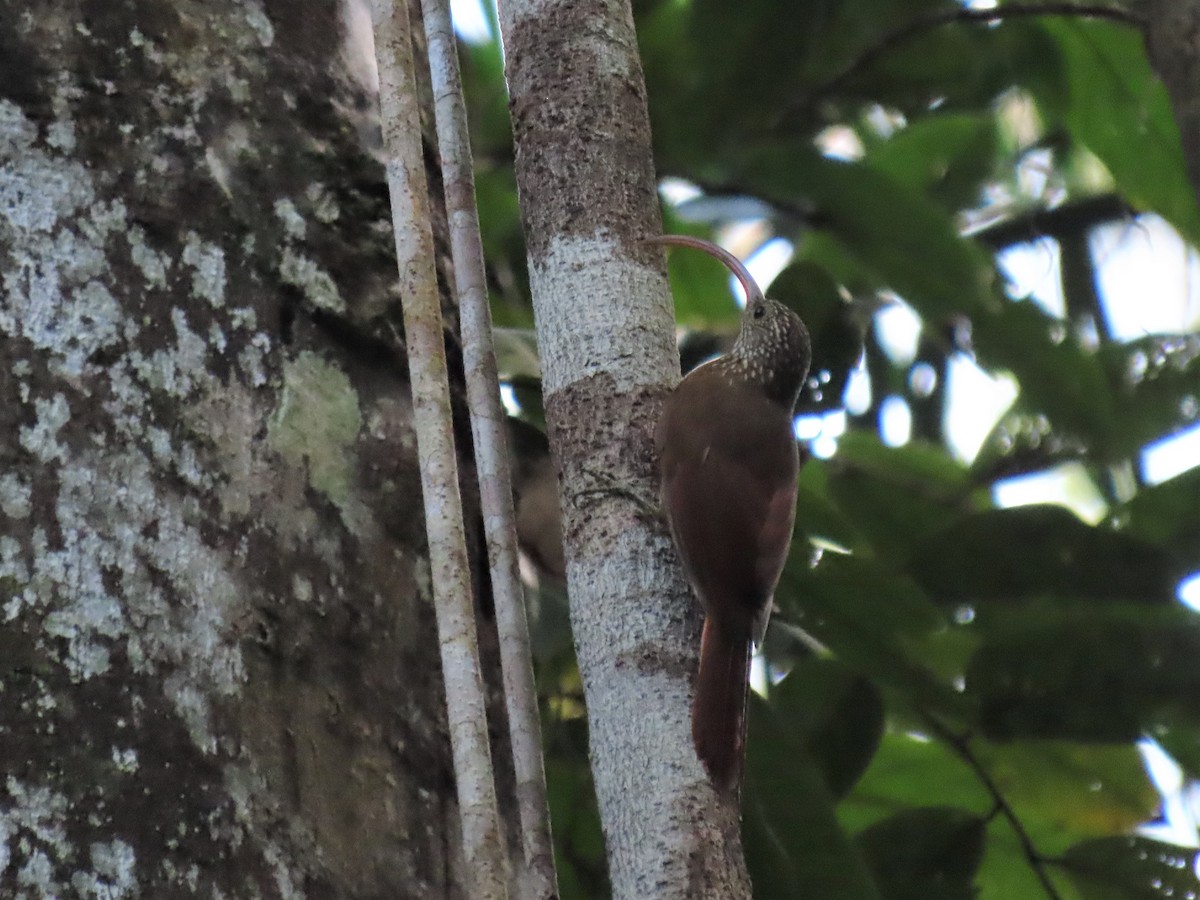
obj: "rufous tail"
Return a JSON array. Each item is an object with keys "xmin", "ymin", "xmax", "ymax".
[{"xmin": 691, "ymin": 616, "xmax": 751, "ymax": 794}]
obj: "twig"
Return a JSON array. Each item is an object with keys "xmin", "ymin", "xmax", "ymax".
[
  {"xmin": 419, "ymin": 0, "xmax": 558, "ymax": 896},
  {"xmin": 918, "ymin": 711, "xmax": 1063, "ymax": 900},
  {"xmin": 677, "ymin": 177, "xmax": 1135, "ymax": 254},
  {"xmin": 786, "ymin": 3, "xmax": 1144, "ymax": 124},
  {"xmin": 574, "ymin": 467, "xmax": 663, "ymax": 521},
  {"xmin": 970, "ymin": 194, "xmax": 1136, "ymax": 249},
  {"xmin": 371, "ymin": 2, "xmax": 509, "ymax": 897}
]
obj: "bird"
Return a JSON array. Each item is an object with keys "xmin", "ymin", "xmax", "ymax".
[{"xmin": 648, "ymin": 234, "xmax": 811, "ymax": 794}]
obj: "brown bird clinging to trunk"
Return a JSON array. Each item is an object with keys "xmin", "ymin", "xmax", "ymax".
[{"xmin": 649, "ymin": 234, "xmax": 811, "ymax": 794}]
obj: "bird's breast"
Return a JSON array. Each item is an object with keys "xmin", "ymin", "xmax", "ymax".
[{"xmin": 657, "ymin": 369, "xmax": 800, "ymax": 637}]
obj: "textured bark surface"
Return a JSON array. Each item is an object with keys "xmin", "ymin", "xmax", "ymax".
[
  {"xmin": 498, "ymin": 0, "xmax": 751, "ymax": 896},
  {"xmin": 1145, "ymin": 0, "xmax": 1200, "ymax": 208},
  {"xmin": 0, "ymin": 1, "xmax": 485, "ymax": 896}
]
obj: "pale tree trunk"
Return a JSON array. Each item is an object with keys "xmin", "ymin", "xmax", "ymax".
[
  {"xmin": 373, "ymin": 0, "xmax": 509, "ymax": 895},
  {"xmin": 497, "ymin": 0, "xmax": 751, "ymax": 896},
  {"xmin": 0, "ymin": 1, "xmax": 504, "ymax": 896}
]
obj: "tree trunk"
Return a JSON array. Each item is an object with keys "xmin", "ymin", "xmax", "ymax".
[
  {"xmin": 497, "ymin": 0, "xmax": 752, "ymax": 896},
  {"xmin": 0, "ymin": 1, "xmax": 488, "ymax": 895},
  {"xmin": 1144, "ymin": 0, "xmax": 1200, "ymax": 208}
]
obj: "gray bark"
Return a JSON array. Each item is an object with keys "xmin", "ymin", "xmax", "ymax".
[
  {"xmin": 373, "ymin": 0, "xmax": 509, "ymax": 895},
  {"xmin": 417, "ymin": 0, "xmax": 557, "ymax": 893},
  {"xmin": 1144, "ymin": 0, "xmax": 1200, "ymax": 209},
  {"xmin": 0, "ymin": 1, "xmax": 488, "ymax": 896},
  {"xmin": 497, "ymin": 0, "xmax": 751, "ymax": 896}
]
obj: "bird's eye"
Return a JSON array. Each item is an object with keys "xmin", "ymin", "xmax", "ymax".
[{"xmin": 752, "ymin": 302, "xmax": 766, "ymax": 320}]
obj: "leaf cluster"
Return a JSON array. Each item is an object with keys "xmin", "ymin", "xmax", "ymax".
[{"xmin": 461, "ymin": 1, "xmax": 1200, "ymax": 897}]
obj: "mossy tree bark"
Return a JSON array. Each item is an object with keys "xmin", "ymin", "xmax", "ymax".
[{"xmin": 0, "ymin": 1, "xmax": 499, "ymax": 896}]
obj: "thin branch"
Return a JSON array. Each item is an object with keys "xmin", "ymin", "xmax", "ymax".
[
  {"xmin": 419, "ymin": 0, "xmax": 559, "ymax": 896},
  {"xmin": 918, "ymin": 712, "xmax": 1063, "ymax": 900},
  {"xmin": 786, "ymin": 3, "xmax": 1144, "ymax": 124},
  {"xmin": 677, "ymin": 176, "xmax": 1136, "ymax": 255},
  {"xmin": 371, "ymin": 2, "xmax": 509, "ymax": 897},
  {"xmin": 970, "ymin": 194, "xmax": 1136, "ymax": 249}
]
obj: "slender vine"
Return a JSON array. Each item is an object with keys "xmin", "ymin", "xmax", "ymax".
[
  {"xmin": 918, "ymin": 711, "xmax": 1064, "ymax": 900},
  {"xmin": 781, "ymin": 3, "xmax": 1144, "ymax": 127},
  {"xmin": 419, "ymin": 0, "xmax": 559, "ymax": 894},
  {"xmin": 371, "ymin": 1, "xmax": 508, "ymax": 895}
]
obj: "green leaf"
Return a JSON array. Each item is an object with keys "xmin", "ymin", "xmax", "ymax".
[
  {"xmin": 845, "ymin": 736, "xmax": 1154, "ymax": 897},
  {"xmin": 644, "ymin": 0, "xmax": 963, "ymax": 154},
  {"xmin": 778, "ymin": 551, "xmax": 964, "ymax": 717},
  {"xmin": 1099, "ymin": 336, "xmax": 1200, "ymax": 462},
  {"xmin": 739, "ymin": 147, "xmax": 998, "ymax": 320},
  {"xmin": 824, "ymin": 434, "xmax": 977, "ymax": 566},
  {"xmin": 846, "ymin": 735, "xmax": 1155, "ymax": 854},
  {"xmin": 972, "ymin": 299, "xmax": 1117, "ymax": 447},
  {"xmin": 475, "ymin": 166, "xmax": 531, "ymax": 324},
  {"xmin": 794, "ymin": 464, "xmax": 867, "ymax": 554},
  {"xmin": 856, "ymin": 806, "xmax": 987, "ymax": 900},
  {"xmin": 771, "ymin": 261, "xmax": 867, "ymax": 416},
  {"xmin": 978, "ymin": 743, "xmax": 1158, "ymax": 845},
  {"xmin": 866, "ymin": 113, "xmax": 1000, "ymax": 211},
  {"xmin": 1036, "ymin": 20, "xmax": 1200, "ymax": 246},
  {"xmin": 785, "ymin": 551, "xmax": 946, "ymax": 642},
  {"xmin": 966, "ymin": 601, "xmax": 1200, "ymax": 743},
  {"xmin": 829, "ymin": 18, "xmax": 1065, "ymax": 124},
  {"xmin": 841, "ymin": 732, "xmax": 992, "ymax": 835},
  {"xmin": 545, "ymin": 749, "xmax": 608, "ymax": 899},
  {"xmin": 461, "ymin": 32, "xmax": 510, "ymax": 156},
  {"xmin": 746, "ymin": 693, "xmax": 883, "ymax": 900},
  {"xmin": 908, "ymin": 505, "xmax": 1178, "ymax": 606},
  {"xmin": 742, "ymin": 794, "xmax": 805, "ymax": 900},
  {"xmin": 767, "ymin": 657, "xmax": 885, "ymax": 799},
  {"xmin": 977, "ymin": 816, "xmax": 1074, "ymax": 900},
  {"xmin": 824, "ymin": 464, "xmax": 957, "ymax": 564},
  {"xmin": 1149, "ymin": 711, "xmax": 1200, "ymax": 781},
  {"xmin": 836, "ymin": 431, "xmax": 973, "ymax": 494},
  {"xmin": 1058, "ymin": 836, "xmax": 1200, "ymax": 900},
  {"xmin": 1115, "ymin": 465, "xmax": 1200, "ymax": 564}
]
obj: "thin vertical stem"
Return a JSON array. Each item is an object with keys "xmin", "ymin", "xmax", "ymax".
[
  {"xmin": 420, "ymin": 1, "xmax": 558, "ymax": 897},
  {"xmin": 371, "ymin": 2, "xmax": 508, "ymax": 896}
]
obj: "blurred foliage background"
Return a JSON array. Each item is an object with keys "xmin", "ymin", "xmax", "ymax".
[{"xmin": 460, "ymin": 0, "xmax": 1200, "ymax": 897}]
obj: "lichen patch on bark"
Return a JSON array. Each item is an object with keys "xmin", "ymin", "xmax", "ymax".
[
  {"xmin": 269, "ymin": 350, "xmax": 363, "ymax": 503},
  {"xmin": 0, "ymin": 1, "xmax": 476, "ymax": 894}
]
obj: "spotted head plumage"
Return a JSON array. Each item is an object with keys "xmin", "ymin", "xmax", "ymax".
[{"xmin": 644, "ymin": 233, "xmax": 811, "ymax": 410}]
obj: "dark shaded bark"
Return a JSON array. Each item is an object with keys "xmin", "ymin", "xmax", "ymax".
[
  {"xmin": 0, "ymin": 1, "xmax": 489, "ymax": 895},
  {"xmin": 1144, "ymin": 0, "xmax": 1200, "ymax": 211}
]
